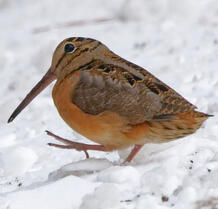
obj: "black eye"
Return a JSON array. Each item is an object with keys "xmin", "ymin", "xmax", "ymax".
[{"xmin": 64, "ymin": 43, "xmax": 75, "ymax": 53}]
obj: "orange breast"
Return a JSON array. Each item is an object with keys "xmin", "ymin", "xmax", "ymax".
[{"xmin": 52, "ymin": 71, "xmax": 150, "ymax": 150}]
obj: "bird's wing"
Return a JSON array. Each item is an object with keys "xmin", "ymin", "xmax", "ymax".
[{"xmin": 71, "ymin": 61, "xmax": 196, "ymax": 125}]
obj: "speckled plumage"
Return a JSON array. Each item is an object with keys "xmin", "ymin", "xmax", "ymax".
[
  {"xmin": 8, "ymin": 37, "xmax": 212, "ymax": 162},
  {"xmin": 71, "ymin": 59, "xmax": 197, "ymax": 125}
]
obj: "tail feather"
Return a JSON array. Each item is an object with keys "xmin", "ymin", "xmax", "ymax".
[{"xmin": 146, "ymin": 110, "xmax": 212, "ymax": 143}]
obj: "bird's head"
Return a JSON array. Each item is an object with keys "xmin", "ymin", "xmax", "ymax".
[{"xmin": 8, "ymin": 37, "xmax": 106, "ymax": 122}]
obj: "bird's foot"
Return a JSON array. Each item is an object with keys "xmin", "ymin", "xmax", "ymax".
[
  {"xmin": 46, "ymin": 130, "xmax": 143, "ymax": 163},
  {"xmin": 122, "ymin": 144, "xmax": 144, "ymax": 164},
  {"xmin": 46, "ymin": 130, "xmax": 108, "ymax": 159}
]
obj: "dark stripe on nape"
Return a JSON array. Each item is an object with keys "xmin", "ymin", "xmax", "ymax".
[
  {"xmin": 155, "ymin": 83, "xmax": 168, "ymax": 92},
  {"xmin": 66, "ymin": 37, "xmax": 76, "ymax": 42},
  {"xmin": 82, "ymin": 48, "xmax": 89, "ymax": 52},
  {"xmin": 76, "ymin": 37, "xmax": 85, "ymax": 42},
  {"xmin": 90, "ymin": 42, "xmax": 101, "ymax": 52},
  {"xmin": 74, "ymin": 59, "xmax": 96, "ymax": 71}
]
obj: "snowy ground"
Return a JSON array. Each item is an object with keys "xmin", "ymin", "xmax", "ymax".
[{"xmin": 0, "ymin": 0, "xmax": 218, "ymax": 208}]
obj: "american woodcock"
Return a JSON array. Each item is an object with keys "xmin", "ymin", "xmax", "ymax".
[{"xmin": 8, "ymin": 37, "xmax": 212, "ymax": 163}]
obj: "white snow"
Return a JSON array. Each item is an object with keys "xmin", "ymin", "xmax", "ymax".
[
  {"xmin": 0, "ymin": 0, "xmax": 218, "ymax": 208},
  {"xmin": 7, "ymin": 175, "xmax": 99, "ymax": 209},
  {"xmin": 1, "ymin": 146, "xmax": 38, "ymax": 177}
]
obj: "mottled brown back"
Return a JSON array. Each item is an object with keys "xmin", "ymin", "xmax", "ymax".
[{"xmin": 71, "ymin": 59, "xmax": 207, "ymax": 125}]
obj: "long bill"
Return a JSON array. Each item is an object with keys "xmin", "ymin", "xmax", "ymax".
[{"xmin": 8, "ymin": 67, "xmax": 56, "ymax": 123}]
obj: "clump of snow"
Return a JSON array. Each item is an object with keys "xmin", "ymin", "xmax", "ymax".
[
  {"xmin": 49, "ymin": 158, "xmax": 113, "ymax": 179},
  {"xmin": 0, "ymin": 0, "xmax": 217, "ymax": 209},
  {"xmin": 80, "ymin": 184, "xmax": 121, "ymax": 209},
  {"xmin": 98, "ymin": 165, "xmax": 140, "ymax": 186},
  {"xmin": 7, "ymin": 176, "xmax": 99, "ymax": 209},
  {"xmin": 0, "ymin": 125, "xmax": 16, "ymax": 148},
  {"xmin": 1, "ymin": 147, "xmax": 38, "ymax": 177}
]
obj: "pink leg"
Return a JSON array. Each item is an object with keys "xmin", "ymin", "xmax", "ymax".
[
  {"xmin": 124, "ymin": 144, "xmax": 144, "ymax": 163},
  {"xmin": 46, "ymin": 130, "xmax": 108, "ymax": 159}
]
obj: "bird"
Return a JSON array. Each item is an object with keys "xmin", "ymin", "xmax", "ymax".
[{"xmin": 8, "ymin": 37, "xmax": 212, "ymax": 163}]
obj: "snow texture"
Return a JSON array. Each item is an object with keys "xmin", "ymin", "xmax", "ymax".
[{"xmin": 0, "ymin": 0, "xmax": 218, "ymax": 208}]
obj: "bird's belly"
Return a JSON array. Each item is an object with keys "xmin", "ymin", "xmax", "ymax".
[{"xmin": 52, "ymin": 73, "xmax": 149, "ymax": 150}]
